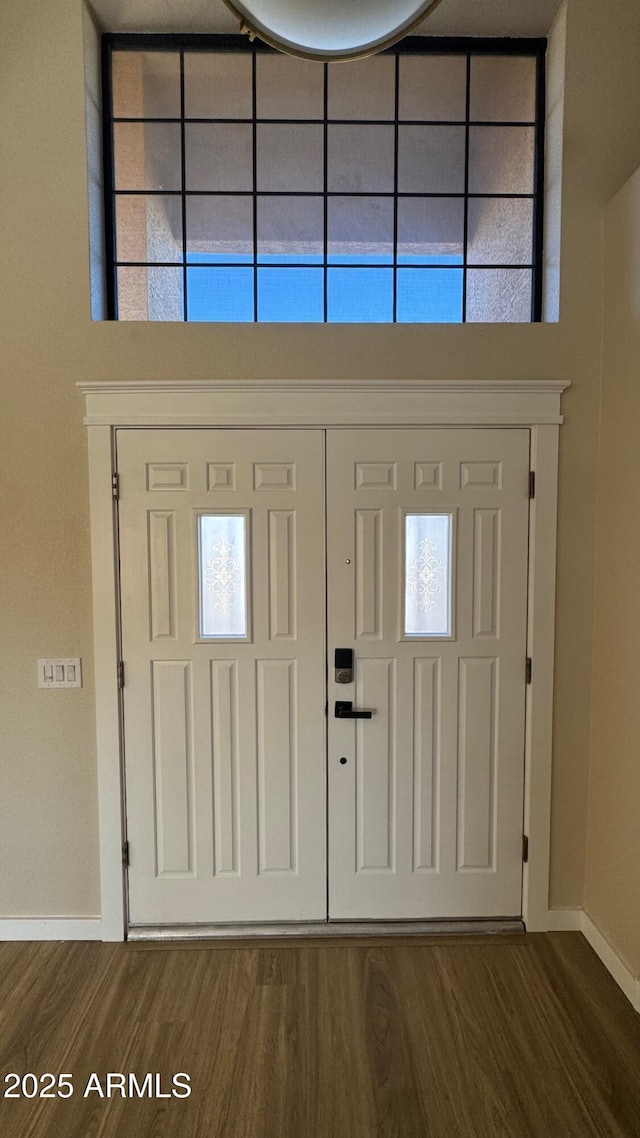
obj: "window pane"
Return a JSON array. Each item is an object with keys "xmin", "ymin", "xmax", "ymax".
[
  {"xmin": 184, "ymin": 52, "xmax": 252, "ymax": 118},
  {"xmin": 187, "ymin": 267, "xmax": 254, "ymax": 320},
  {"xmin": 397, "ymin": 197, "xmax": 464, "ymax": 263},
  {"xmin": 327, "ymin": 125, "xmax": 395, "ymax": 192},
  {"xmin": 328, "ymin": 197, "xmax": 393, "ymax": 263},
  {"xmin": 257, "ymin": 54, "xmax": 323, "ymax": 119},
  {"xmin": 115, "ymin": 195, "xmax": 182, "ymax": 263},
  {"xmin": 470, "ymin": 56, "xmax": 536, "ymax": 122},
  {"xmin": 185, "ymin": 124, "xmax": 253, "ymax": 191},
  {"xmin": 466, "ymin": 268, "xmax": 531, "ymax": 322},
  {"xmin": 397, "ymin": 269, "xmax": 463, "ymax": 322},
  {"xmin": 404, "ymin": 514, "xmax": 452, "ymax": 636},
  {"xmin": 257, "ymin": 196, "xmax": 323, "ymax": 263},
  {"xmin": 107, "ymin": 46, "xmax": 542, "ymax": 324},
  {"xmin": 117, "ymin": 267, "xmax": 184, "ymax": 320},
  {"xmin": 467, "ymin": 198, "xmax": 533, "ymax": 265},
  {"xmin": 327, "ymin": 268, "xmax": 393, "ymax": 322},
  {"xmin": 257, "ymin": 124, "xmax": 324, "ymax": 191},
  {"xmin": 199, "ymin": 515, "xmax": 248, "ymax": 638},
  {"xmin": 112, "ymin": 51, "xmax": 180, "ymax": 119},
  {"xmin": 327, "ymin": 57, "xmax": 395, "ymax": 120},
  {"xmin": 468, "ymin": 126, "xmax": 535, "ymax": 194},
  {"xmin": 399, "ymin": 55, "xmax": 467, "ymax": 122},
  {"xmin": 398, "ymin": 126, "xmax": 466, "ymax": 193},
  {"xmin": 257, "ymin": 268, "xmax": 323, "ymax": 321},
  {"xmin": 113, "ymin": 123, "xmax": 181, "ymax": 191},
  {"xmin": 186, "ymin": 195, "xmax": 253, "ymax": 260}
]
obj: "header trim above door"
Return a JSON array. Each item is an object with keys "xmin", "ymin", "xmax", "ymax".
[{"xmin": 78, "ymin": 380, "xmax": 569, "ymax": 428}]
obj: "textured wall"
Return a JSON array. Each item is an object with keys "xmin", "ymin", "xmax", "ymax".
[
  {"xmin": 1, "ymin": 0, "xmax": 640, "ymax": 918},
  {"xmin": 585, "ymin": 166, "xmax": 640, "ymax": 979}
]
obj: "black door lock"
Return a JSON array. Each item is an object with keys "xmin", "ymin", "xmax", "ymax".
[{"xmin": 334, "ymin": 648, "xmax": 354, "ymax": 684}]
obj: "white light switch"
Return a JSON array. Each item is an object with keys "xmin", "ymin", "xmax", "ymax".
[{"xmin": 38, "ymin": 659, "xmax": 82, "ymax": 689}]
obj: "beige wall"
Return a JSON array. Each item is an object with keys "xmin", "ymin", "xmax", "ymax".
[
  {"xmin": 584, "ymin": 167, "xmax": 640, "ymax": 980},
  {"xmin": 1, "ymin": 0, "xmax": 640, "ymax": 919}
]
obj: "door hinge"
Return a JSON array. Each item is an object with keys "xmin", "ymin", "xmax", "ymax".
[
  {"xmin": 117, "ymin": 660, "xmax": 125, "ymax": 689},
  {"xmin": 526, "ymin": 657, "xmax": 532, "ymax": 685},
  {"xmin": 122, "ymin": 840, "xmax": 130, "ymax": 868},
  {"xmin": 112, "ymin": 472, "xmax": 120, "ymax": 501},
  {"xmin": 522, "ymin": 834, "xmax": 529, "ymax": 863},
  {"xmin": 529, "ymin": 471, "xmax": 536, "ymax": 499}
]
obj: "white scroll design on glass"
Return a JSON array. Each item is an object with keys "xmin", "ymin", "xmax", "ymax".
[
  {"xmin": 404, "ymin": 514, "xmax": 452, "ymax": 636},
  {"xmin": 199, "ymin": 515, "xmax": 248, "ymax": 637}
]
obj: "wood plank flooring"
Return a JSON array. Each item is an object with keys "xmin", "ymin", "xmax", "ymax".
[{"xmin": 0, "ymin": 932, "xmax": 638, "ymax": 1137}]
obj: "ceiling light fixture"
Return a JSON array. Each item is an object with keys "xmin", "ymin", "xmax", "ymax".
[{"xmin": 222, "ymin": 0, "xmax": 446, "ymax": 62}]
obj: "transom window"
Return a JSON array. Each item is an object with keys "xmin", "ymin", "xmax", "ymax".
[{"xmin": 103, "ymin": 35, "xmax": 545, "ymax": 323}]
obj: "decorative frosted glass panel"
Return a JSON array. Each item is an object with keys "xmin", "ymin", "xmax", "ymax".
[
  {"xmin": 199, "ymin": 516, "xmax": 248, "ymax": 638},
  {"xmin": 404, "ymin": 514, "xmax": 452, "ymax": 637}
]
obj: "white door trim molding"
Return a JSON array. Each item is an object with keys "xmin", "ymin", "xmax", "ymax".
[
  {"xmin": 79, "ymin": 379, "xmax": 569, "ymax": 941},
  {"xmin": 81, "ymin": 379, "xmax": 567, "ymax": 428}
]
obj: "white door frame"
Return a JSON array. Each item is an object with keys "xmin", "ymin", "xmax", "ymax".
[{"xmin": 79, "ymin": 379, "xmax": 569, "ymax": 941}]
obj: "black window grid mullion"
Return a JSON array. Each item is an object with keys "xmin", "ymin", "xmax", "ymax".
[
  {"xmin": 115, "ymin": 260, "xmax": 534, "ymax": 270},
  {"xmin": 462, "ymin": 53, "xmax": 471, "ymax": 323},
  {"xmin": 392, "ymin": 54, "xmax": 400, "ymax": 322},
  {"xmin": 105, "ymin": 32, "xmax": 547, "ymax": 55},
  {"xmin": 101, "ymin": 38, "xmax": 117, "ymax": 319},
  {"xmin": 252, "ymin": 49, "xmax": 258, "ymax": 322},
  {"xmin": 180, "ymin": 51, "xmax": 188, "ymax": 320},
  {"xmin": 323, "ymin": 63, "xmax": 328, "ymax": 322},
  {"xmin": 112, "ymin": 116, "xmax": 538, "ymax": 127},
  {"xmin": 112, "ymin": 189, "xmax": 539, "ymax": 199},
  {"xmin": 532, "ymin": 44, "xmax": 546, "ymax": 321}
]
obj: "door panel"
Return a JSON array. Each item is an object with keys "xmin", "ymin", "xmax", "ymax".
[
  {"xmin": 119, "ymin": 425, "xmax": 529, "ymax": 928},
  {"xmin": 327, "ymin": 428, "xmax": 529, "ymax": 919},
  {"xmin": 118, "ymin": 429, "xmax": 326, "ymax": 925}
]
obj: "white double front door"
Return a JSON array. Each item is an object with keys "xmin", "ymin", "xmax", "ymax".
[{"xmin": 117, "ymin": 427, "xmax": 530, "ymax": 927}]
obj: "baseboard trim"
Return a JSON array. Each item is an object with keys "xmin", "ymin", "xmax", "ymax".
[
  {"xmin": 0, "ymin": 918, "xmax": 102, "ymax": 941},
  {"xmin": 546, "ymin": 908, "xmax": 583, "ymax": 931},
  {"xmin": 581, "ymin": 912, "xmax": 640, "ymax": 1014}
]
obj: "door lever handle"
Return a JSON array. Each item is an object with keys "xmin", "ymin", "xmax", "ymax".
[{"xmin": 335, "ymin": 701, "xmax": 373, "ymax": 720}]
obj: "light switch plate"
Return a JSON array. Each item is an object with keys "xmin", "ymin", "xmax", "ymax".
[{"xmin": 38, "ymin": 658, "xmax": 82, "ymax": 689}]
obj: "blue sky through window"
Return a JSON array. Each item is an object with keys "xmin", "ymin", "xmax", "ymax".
[{"xmin": 185, "ymin": 252, "xmax": 463, "ymax": 322}]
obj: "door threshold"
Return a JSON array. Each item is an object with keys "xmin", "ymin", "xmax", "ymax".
[{"xmin": 127, "ymin": 918, "xmax": 524, "ymax": 942}]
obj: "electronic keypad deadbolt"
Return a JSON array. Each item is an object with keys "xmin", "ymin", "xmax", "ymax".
[{"xmin": 334, "ymin": 648, "xmax": 353, "ymax": 684}]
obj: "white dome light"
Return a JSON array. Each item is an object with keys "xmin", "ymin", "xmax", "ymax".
[{"xmin": 223, "ymin": 0, "xmax": 446, "ymax": 61}]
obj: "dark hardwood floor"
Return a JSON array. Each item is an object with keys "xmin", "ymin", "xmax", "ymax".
[{"xmin": 0, "ymin": 932, "xmax": 638, "ymax": 1137}]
